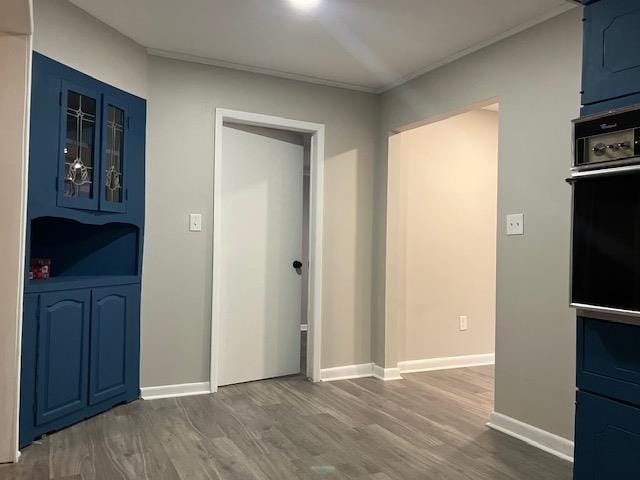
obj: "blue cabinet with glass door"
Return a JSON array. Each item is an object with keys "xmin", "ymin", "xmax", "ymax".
[
  {"xmin": 55, "ymin": 81, "xmax": 130, "ymax": 212},
  {"xmin": 28, "ymin": 53, "xmax": 144, "ymax": 225},
  {"xmin": 19, "ymin": 53, "xmax": 146, "ymax": 448}
]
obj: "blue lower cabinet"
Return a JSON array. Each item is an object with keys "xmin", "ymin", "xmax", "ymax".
[
  {"xmin": 89, "ymin": 285, "xmax": 139, "ymax": 404},
  {"xmin": 574, "ymin": 391, "xmax": 640, "ymax": 479},
  {"xmin": 577, "ymin": 317, "xmax": 640, "ymax": 407},
  {"xmin": 19, "ymin": 284, "xmax": 140, "ymax": 448},
  {"xmin": 36, "ymin": 290, "xmax": 91, "ymax": 425}
]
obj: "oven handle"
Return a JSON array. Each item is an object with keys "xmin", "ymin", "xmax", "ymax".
[
  {"xmin": 567, "ymin": 163, "xmax": 640, "ymax": 183},
  {"xmin": 572, "ymin": 303, "xmax": 640, "ymax": 319}
]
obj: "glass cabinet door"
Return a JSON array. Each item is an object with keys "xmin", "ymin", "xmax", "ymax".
[
  {"xmin": 100, "ymin": 96, "xmax": 127, "ymax": 212},
  {"xmin": 57, "ymin": 81, "xmax": 101, "ymax": 210}
]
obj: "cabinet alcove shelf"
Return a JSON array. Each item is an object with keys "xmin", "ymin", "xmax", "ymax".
[{"xmin": 28, "ymin": 216, "xmax": 140, "ymax": 281}]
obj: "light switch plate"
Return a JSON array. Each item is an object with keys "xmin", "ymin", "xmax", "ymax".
[
  {"xmin": 189, "ymin": 213, "xmax": 202, "ymax": 232},
  {"xmin": 506, "ymin": 213, "xmax": 524, "ymax": 236}
]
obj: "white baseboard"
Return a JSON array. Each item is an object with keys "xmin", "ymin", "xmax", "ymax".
[
  {"xmin": 320, "ymin": 363, "xmax": 403, "ymax": 381},
  {"xmin": 398, "ymin": 353, "xmax": 495, "ymax": 373},
  {"xmin": 372, "ymin": 365, "xmax": 403, "ymax": 381},
  {"xmin": 487, "ymin": 411, "xmax": 574, "ymax": 463},
  {"xmin": 141, "ymin": 381, "xmax": 212, "ymax": 400},
  {"xmin": 321, "ymin": 363, "xmax": 374, "ymax": 381},
  {"xmin": 320, "ymin": 355, "xmax": 494, "ymax": 383}
]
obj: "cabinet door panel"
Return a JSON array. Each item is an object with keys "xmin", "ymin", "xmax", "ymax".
[
  {"xmin": 36, "ymin": 290, "xmax": 90, "ymax": 425},
  {"xmin": 89, "ymin": 285, "xmax": 136, "ymax": 404},
  {"xmin": 582, "ymin": 0, "xmax": 640, "ymax": 105},
  {"xmin": 577, "ymin": 317, "xmax": 640, "ymax": 405},
  {"xmin": 575, "ymin": 391, "xmax": 640, "ymax": 479},
  {"xmin": 57, "ymin": 81, "xmax": 101, "ymax": 210}
]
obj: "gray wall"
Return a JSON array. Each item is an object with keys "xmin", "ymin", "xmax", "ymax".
[
  {"xmin": 27, "ymin": 0, "xmax": 582, "ymax": 443},
  {"xmin": 142, "ymin": 55, "xmax": 378, "ymax": 386},
  {"xmin": 377, "ymin": 9, "xmax": 582, "ymax": 439}
]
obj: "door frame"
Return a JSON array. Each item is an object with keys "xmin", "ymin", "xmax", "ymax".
[{"xmin": 211, "ymin": 108, "xmax": 325, "ymax": 391}]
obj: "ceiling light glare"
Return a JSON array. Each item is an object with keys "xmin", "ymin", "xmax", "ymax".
[{"xmin": 289, "ymin": 0, "xmax": 321, "ymax": 12}]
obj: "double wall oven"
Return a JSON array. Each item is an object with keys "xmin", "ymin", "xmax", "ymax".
[{"xmin": 570, "ymin": 105, "xmax": 640, "ymax": 317}]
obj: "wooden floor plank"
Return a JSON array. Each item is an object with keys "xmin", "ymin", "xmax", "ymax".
[{"xmin": 1, "ymin": 366, "xmax": 572, "ymax": 480}]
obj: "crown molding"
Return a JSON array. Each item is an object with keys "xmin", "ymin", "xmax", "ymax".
[
  {"xmin": 146, "ymin": 48, "xmax": 379, "ymax": 94},
  {"xmin": 379, "ymin": 2, "xmax": 578, "ymax": 93},
  {"xmin": 147, "ymin": 2, "xmax": 577, "ymax": 96}
]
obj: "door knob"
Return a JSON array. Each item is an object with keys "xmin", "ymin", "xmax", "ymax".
[{"xmin": 293, "ymin": 260, "xmax": 303, "ymax": 270}]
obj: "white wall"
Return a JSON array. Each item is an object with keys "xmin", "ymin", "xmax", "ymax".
[
  {"xmin": 387, "ymin": 109, "xmax": 498, "ymax": 362},
  {"xmin": 142, "ymin": 56, "xmax": 378, "ymax": 386},
  {"xmin": 378, "ymin": 9, "xmax": 582, "ymax": 440},
  {"xmin": 0, "ymin": 30, "xmax": 31, "ymax": 464}
]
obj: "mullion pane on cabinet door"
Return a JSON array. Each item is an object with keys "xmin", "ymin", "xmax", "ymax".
[
  {"xmin": 100, "ymin": 96, "xmax": 127, "ymax": 213},
  {"xmin": 105, "ymin": 106, "xmax": 124, "ymax": 203},
  {"xmin": 65, "ymin": 93, "xmax": 95, "ymax": 198},
  {"xmin": 57, "ymin": 81, "xmax": 101, "ymax": 210}
]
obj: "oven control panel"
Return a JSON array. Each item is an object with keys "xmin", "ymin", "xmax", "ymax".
[{"xmin": 574, "ymin": 106, "xmax": 640, "ymax": 170}]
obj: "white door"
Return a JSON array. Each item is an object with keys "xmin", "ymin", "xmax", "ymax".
[{"xmin": 218, "ymin": 124, "xmax": 303, "ymax": 386}]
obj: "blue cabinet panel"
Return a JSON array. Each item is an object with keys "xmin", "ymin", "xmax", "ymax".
[
  {"xmin": 577, "ymin": 317, "xmax": 640, "ymax": 406},
  {"xmin": 582, "ymin": 0, "xmax": 640, "ymax": 105},
  {"xmin": 36, "ymin": 290, "xmax": 90, "ymax": 426},
  {"xmin": 89, "ymin": 285, "xmax": 137, "ymax": 404},
  {"xmin": 574, "ymin": 391, "xmax": 640, "ymax": 479}
]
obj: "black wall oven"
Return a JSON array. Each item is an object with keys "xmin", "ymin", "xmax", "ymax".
[{"xmin": 571, "ymin": 106, "xmax": 640, "ymax": 316}]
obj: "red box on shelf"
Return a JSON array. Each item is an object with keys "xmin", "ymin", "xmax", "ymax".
[{"xmin": 30, "ymin": 258, "xmax": 51, "ymax": 280}]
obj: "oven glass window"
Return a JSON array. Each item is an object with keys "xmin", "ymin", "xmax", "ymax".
[{"xmin": 572, "ymin": 173, "xmax": 640, "ymax": 311}]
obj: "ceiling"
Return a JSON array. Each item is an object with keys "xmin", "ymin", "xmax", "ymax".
[{"xmin": 69, "ymin": 0, "xmax": 575, "ymax": 93}]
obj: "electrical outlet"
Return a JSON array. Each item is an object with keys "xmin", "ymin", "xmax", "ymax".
[
  {"xmin": 459, "ymin": 315, "xmax": 468, "ymax": 331},
  {"xmin": 506, "ymin": 213, "xmax": 524, "ymax": 236},
  {"xmin": 189, "ymin": 213, "xmax": 202, "ymax": 232}
]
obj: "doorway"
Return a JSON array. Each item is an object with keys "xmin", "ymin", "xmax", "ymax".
[
  {"xmin": 211, "ymin": 109, "xmax": 325, "ymax": 391},
  {"xmin": 386, "ymin": 101, "xmax": 499, "ymax": 403}
]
